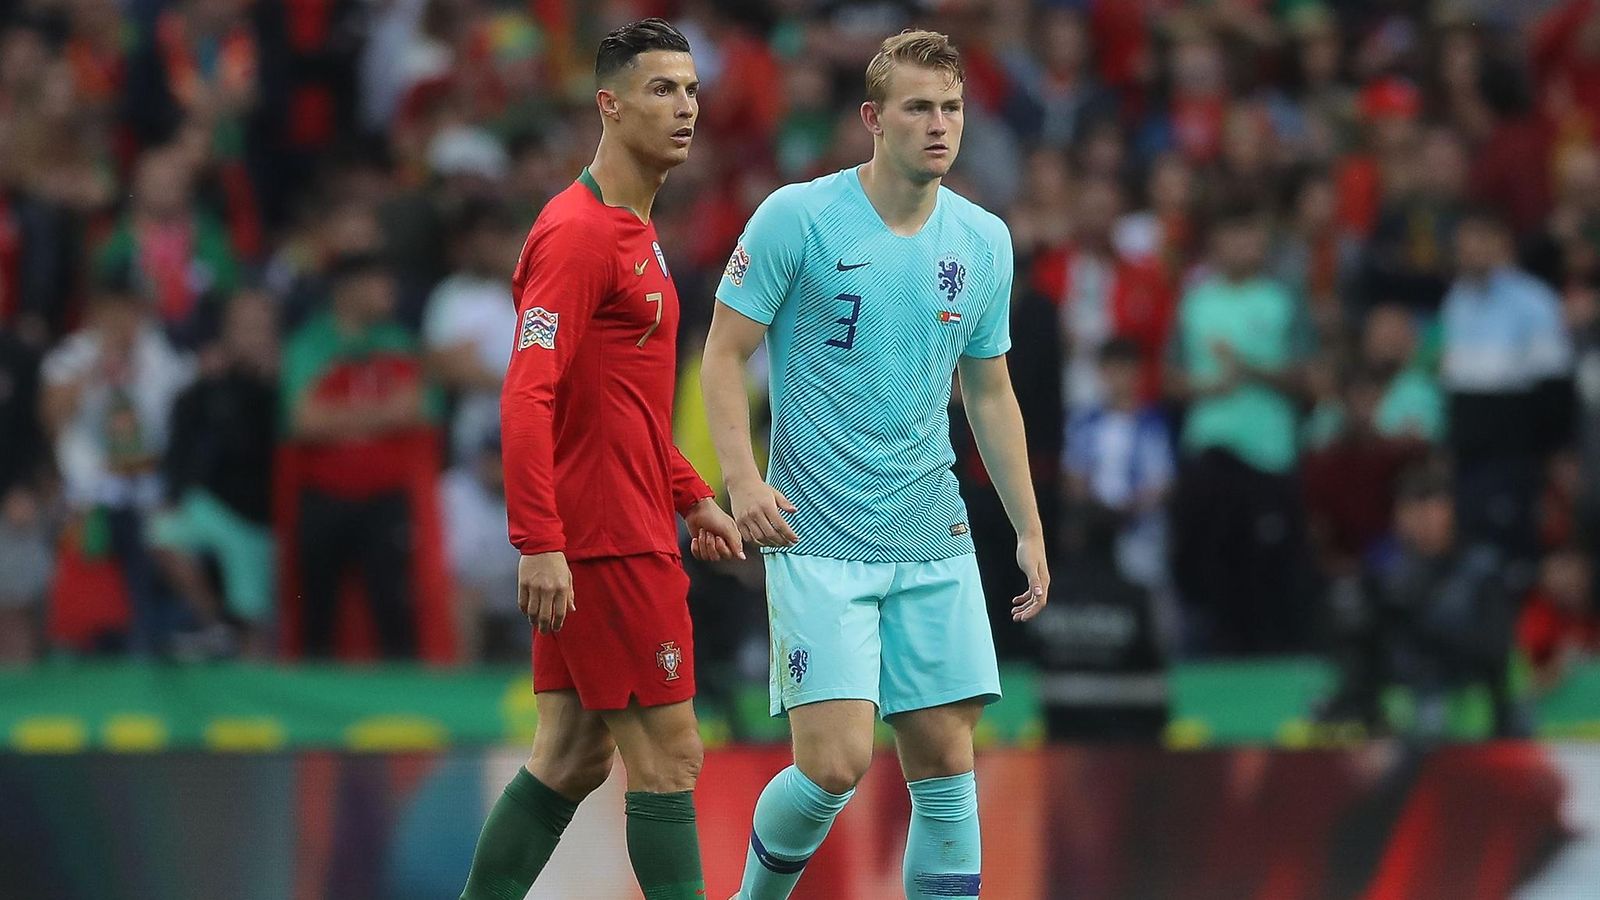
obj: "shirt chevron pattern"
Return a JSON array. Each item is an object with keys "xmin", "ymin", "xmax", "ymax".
[{"xmin": 717, "ymin": 168, "xmax": 1013, "ymax": 562}]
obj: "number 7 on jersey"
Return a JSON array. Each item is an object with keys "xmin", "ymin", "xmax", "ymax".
[{"xmin": 637, "ymin": 291, "xmax": 664, "ymax": 348}]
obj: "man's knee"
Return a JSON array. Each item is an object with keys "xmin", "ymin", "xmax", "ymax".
[
  {"xmin": 902, "ymin": 744, "xmax": 973, "ymax": 781},
  {"xmin": 529, "ymin": 743, "xmax": 615, "ymax": 799},
  {"xmin": 796, "ymin": 740, "xmax": 873, "ymax": 795},
  {"xmin": 631, "ymin": 727, "xmax": 704, "ymax": 793}
]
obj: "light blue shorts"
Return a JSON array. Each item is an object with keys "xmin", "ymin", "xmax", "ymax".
[{"xmin": 764, "ymin": 552, "xmax": 1001, "ymax": 718}]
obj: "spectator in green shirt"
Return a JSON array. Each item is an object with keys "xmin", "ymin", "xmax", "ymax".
[
  {"xmin": 1168, "ymin": 203, "xmax": 1315, "ymax": 654},
  {"xmin": 281, "ymin": 252, "xmax": 438, "ymax": 658}
]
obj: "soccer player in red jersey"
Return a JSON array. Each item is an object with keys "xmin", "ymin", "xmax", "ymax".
[{"xmin": 459, "ymin": 19, "xmax": 741, "ymax": 900}]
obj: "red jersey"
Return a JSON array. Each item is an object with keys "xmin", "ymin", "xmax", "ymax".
[{"xmin": 502, "ymin": 171, "xmax": 712, "ymax": 560}]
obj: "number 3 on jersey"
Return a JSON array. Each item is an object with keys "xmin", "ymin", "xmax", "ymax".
[
  {"xmin": 637, "ymin": 291, "xmax": 663, "ymax": 348},
  {"xmin": 826, "ymin": 293, "xmax": 862, "ymax": 350}
]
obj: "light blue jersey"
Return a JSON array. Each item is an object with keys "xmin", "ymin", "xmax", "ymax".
[{"xmin": 717, "ymin": 167, "xmax": 1014, "ymax": 563}]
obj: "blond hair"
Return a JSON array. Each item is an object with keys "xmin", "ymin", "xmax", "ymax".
[{"xmin": 864, "ymin": 30, "xmax": 963, "ymax": 105}]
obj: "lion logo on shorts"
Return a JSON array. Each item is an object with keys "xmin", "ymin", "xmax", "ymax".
[{"xmin": 787, "ymin": 648, "xmax": 809, "ymax": 684}]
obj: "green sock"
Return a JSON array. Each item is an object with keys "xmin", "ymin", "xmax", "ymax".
[
  {"xmin": 624, "ymin": 790, "xmax": 707, "ymax": 899},
  {"xmin": 460, "ymin": 768, "xmax": 577, "ymax": 900}
]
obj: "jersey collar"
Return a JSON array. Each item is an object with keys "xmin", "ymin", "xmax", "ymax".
[{"xmin": 577, "ymin": 167, "xmax": 605, "ymax": 203}]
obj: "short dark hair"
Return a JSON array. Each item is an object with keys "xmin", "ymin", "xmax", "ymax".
[
  {"xmin": 326, "ymin": 251, "xmax": 389, "ymax": 288},
  {"xmin": 595, "ymin": 18, "xmax": 691, "ymax": 84},
  {"xmin": 1396, "ymin": 460, "xmax": 1453, "ymax": 502},
  {"xmin": 1098, "ymin": 336, "xmax": 1142, "ymax": 365},
  {"xmin": 1457, "ymin": 204, "xmax": 1511, "ymax": 236}
]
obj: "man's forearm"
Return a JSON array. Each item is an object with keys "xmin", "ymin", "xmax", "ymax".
[
  {"xmin": 700, "ymin": 349, "xmax": 764, "ymax": 488},
  {"xmin": 965, "ymin": 389, "xmax": 1044, "ymax": 540}
]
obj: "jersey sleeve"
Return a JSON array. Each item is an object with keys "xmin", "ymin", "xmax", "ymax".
[
  {"xmin": 500, "ymin": 219, "xmax": 614, "ymax": 555},
  {"xmin": 964, "ymin": 221, "xmax": 1014, "ymax": 359},
  {"xmin": 715, "ymin": 185, "xmax": 807, "ymax": 325},
  {"xmin": 670, "ymin": 446, "xmax": 714, "ymax": 515}
]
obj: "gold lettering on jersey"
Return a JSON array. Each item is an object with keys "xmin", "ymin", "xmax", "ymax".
[{"xmin": 637, "ymin": 292, "xmax": 664, "ymax": 348}]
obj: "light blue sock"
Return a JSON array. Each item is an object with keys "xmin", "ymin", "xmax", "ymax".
[
  {"xmin": 904, "ymin": 771, "xmax": 981, "ymax": 899},
  {"xmin": 736, "ymin": 765, "xmax": 854, "ymax": 900}
]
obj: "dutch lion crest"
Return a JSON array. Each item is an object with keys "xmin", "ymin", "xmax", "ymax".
[{"xmin": 938, "ymin": 256, "xmax": 966, "ymax": 304}]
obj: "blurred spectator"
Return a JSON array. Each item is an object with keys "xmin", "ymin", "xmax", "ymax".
[
  {"xmin": 1274, "ymin": 6, "xmax": 1357, "ymax": 166},
  {"xmin": 1030, "ymin": 503, "xmax": 1168, "ymax": 742},
  {"xmin": 1525, "ymin": 142, "xmax": 1600, "ymax": 289},
  {"xmin": 1374, "ymin": 465, "xmax": 1528, "ymax": 739},
  {"xmin": 774, "ymin": 63, "xmax": 836, "ymax": 179},
  {"xmin": 1138, "ymin": 28, "xmax": 1231, "ymax": 168},
  {"xmin": 40, "ymin": 280, "xmax": 195, "ymax": 653},
  {"xmin": 1441, "ymin": 208, "xmax": 1574, "ymax": 561},
  {"xmin": 440, "ymin": 429, "xmax": 523, "ymax": 663},
  {"xmin": 1006, "ymin": 146, "xmax": 1072, "ymax": 258},
  {"xmin": 148, "ymin": 290, "xmax": 279, "ymax": 660},
  {"xmin": 422, "ymin": 198, "xmax": 517, "ymax": 464},
  {"xmin": 1004, "ymin": 7, "xmax": 1115, "ymax": 149},
  {"xmin": 1302, "ymin": 369, "xmax": 1427, "ymax": 580},
  {"xmin": 1033, "ymin": 176, "xmax": 1176, "ymax": 414},
  {"xmin": 95, "ymin": 147, "xmax": 240, "ymax": 349},
  {"xmin": 0, "ymin": 328, "xmax": 44, "ymax": 497},
  {"xmin": 280, "ymin": 252, "xmax": 434, "ymax": 658},
  {"xmin": 1115, "ymin": 152, "xmax": 1200, "ymax": 274},
  {"xmin": 270, "ymin": 196, "xmax": 386, "ymax": 330},
  {"xmin": 1519, "ymin": 543, "xmax": 1600, "ymax": 692},
  {"xmin": 1168, "ymin": 204, "xmax": 1313, "ymax": 654},
  {"xmin": 1358, "ymin": 126, "xmax": 1471, "ymax": 316},
  {"xmin": 1361, "ymin": 303, "xmax": 1445, "ymax": 444},
  {"xmin": 1270, "ymin": 169, "xmax": 1362, "ymax": 339},
  {"xmin": 0, "ymin": 484, "xmax": 51, "ymax": 664},
  {"xmin": 1062, "ymin": 337, "xmax": 1175, "ymax": 592}
]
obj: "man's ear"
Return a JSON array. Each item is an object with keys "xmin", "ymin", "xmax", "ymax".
[
  {"xmin": 597, "ymin": 87, "xmax": 621, "ymax": 122},
  {"xmin": 861, "ymin": 101, "xmax": 883, "ymax": 136}
]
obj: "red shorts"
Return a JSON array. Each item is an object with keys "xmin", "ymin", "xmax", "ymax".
[{"xmin": 532, "ymin": 552, "xmax": 695, "ymax": 709}]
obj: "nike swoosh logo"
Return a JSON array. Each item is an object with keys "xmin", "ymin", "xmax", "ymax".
[
  {"xmin": 634, "ymin": 260, "xmax": 649, "ymax": 276},
  {"xmin": 836, "ymin": 259, "xmax": 871, "ymax": 271}
]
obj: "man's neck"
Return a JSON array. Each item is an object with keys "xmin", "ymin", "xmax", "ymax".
[
  {"xmin": 332, "ymin": 306, "xmax": 369, "ymax": 337},
  {"xmin": 587, "ymin": 139, "xmax": 668, "ymax": 224},
  {"xmin": 857, "ymin": 157, "xmax": 939, "ymax": 236}
]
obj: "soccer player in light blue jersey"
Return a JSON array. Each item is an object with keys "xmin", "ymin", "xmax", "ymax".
[{"xmin": 701, "ymin": 30, "xmax": 1050, "ymax": 900}]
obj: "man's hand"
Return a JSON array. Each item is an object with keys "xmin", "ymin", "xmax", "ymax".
[
  {"xmin": 518, "ymin": 551, "xmax": 574, "ymax": 634},
  {"xmin": 1012, "ymin": 534, "xmax": 1050, "ymax": 622},
  {"xmin": 728, "ymin": 478, "xmax": 799, "ymax": 548},
  {"xmin": 685, "ymin": 497, "xmax": 745, "ymax": 561}
]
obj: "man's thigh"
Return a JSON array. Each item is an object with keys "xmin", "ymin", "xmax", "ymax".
[
  {"xmin": 535, "ymin": 553, "xmax": 695, "ymax": 710},
  {"xmin": 878, "ymin": 554, "xmax": 1001, "ymax": 718},
  {"xmin": 763, "ymin": 552, "xmax": 892, "ymax": 716}
]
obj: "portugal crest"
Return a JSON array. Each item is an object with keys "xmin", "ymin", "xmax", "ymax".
[
  {"xmin": 657, "ymin": 641, "xmax": 683, "ymax": 681},
  {"xmin": 937, "ymin": 255, "xmax": 967, "ymax": 304}
]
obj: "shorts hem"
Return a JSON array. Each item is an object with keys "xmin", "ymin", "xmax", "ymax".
[
  {"xmin": 880, "ymin": 684, "xmax": 1002, "ymax": 718},
  {"xmin": 770, "ymin": 690, "xmax": 881, "ymax": 719},
  {"xmin": 534, "ymin": 685, "xmax": 696, "ymax": 711}
]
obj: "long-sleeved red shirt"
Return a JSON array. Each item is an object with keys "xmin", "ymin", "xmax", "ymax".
[{"xmin": 501, "ymin": 171, "xmax": 712, "ymax": 559}]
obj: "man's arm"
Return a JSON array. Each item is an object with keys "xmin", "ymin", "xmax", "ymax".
[
  {"xmin": 291, "ymin": 383, "xmax": 424, "ymax": 443},
  {"xmin": 957, "ymin": 352, "xmax": 1050, "ymax": 621},
  {"xmin": 426, "ymin": 342, "xmax": 503, "ymax": 393},
  {"xmin": 700, "ymin": 302, "xmax": 797, "ymax": 547},
  {"xmin": 501, "ymin": 220, "xmax": 610, "ymax": 632}
]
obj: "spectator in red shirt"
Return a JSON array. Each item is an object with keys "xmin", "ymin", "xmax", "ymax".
[
  {"xmin": 1519, "ymin": 544, "xmax": 1600, "ymax": 689},
  {"xmin": 280, "ymin": 252, "xmax": 436, "ymax": 658},
  {"xmin": 1032, "ymin": 175, "xmax": 1176, "ymax": 415}
]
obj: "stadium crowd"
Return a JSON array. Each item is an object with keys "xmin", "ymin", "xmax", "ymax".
[{"xmin": 1, "ymin": 0, "xmax": 1599, "ymax": 735}]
